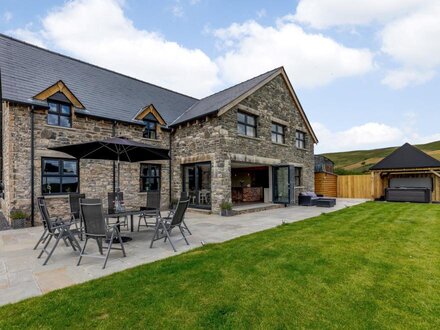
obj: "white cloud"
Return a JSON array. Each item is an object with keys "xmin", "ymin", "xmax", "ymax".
[
  {"xmin": 381, "ymin": 69, "xmax": 435, "ymax": 89},
  {"xmin": 256, "ymin": 9, "xmax": 266, "ymax": 19},
  {"xmin": 170, "ymin": 1, "xmax": 184, "ymax": 17},
  {"xmin": 294, "ymin": 0, "xmax": 440, "ymax": 89},
  {"xmin": 10, "ymin": 0, "xmax": 219, "ymax": 97},
  {"xmin": 313, "ymin": 118, "xmax": 440, "ymax": 153},
  {"xmin": 9, "ymin": 24, "xmax": 46, "ymax": 48},
  {"xmin": 313, "ymin": 122, "xmax": 404, "ymax": 153},
  {"xmin": 294, "ymin": 0, "xmax": 431, "ymax": 29},
  {"xmin": 381, "ymin": 2, "xmax": 440, "ymax": 88},
  {"xmin": 2, "ymin": 11, "xmax": 12, "ymax": 23},
  {"xmin": 214, "ymin": 18, "xmax": 375, "ymax": 87}
]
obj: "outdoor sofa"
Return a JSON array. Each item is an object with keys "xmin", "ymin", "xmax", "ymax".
[{"xmin": 298, "ymin": 192, "xmax": 336, "ymax": 207}]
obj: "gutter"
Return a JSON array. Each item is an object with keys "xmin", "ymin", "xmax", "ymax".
[
  {"xmin": 0, "ymin": 68, "xmax": 3, "ymax": 186},
  {"xmin": 112, "ymin": 120, "xmax": 117, "ymax": 194},
  {"xmin": 169, "ymin": 129, "xmax": 172, "ymax": 207},
  {"xmin": 30, "ymin": 105, "xmax": 35, "ymax": 226}
]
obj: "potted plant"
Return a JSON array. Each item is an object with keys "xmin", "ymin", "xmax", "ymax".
[
  {"xmin": 10, "ymin": 209, "xmax": 29, "ymax": 229},
  {"xmin": 220, "ymin": 200, "xmax": 233, "ymax": 216}
]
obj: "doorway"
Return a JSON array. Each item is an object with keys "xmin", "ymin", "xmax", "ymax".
[
  {"xmin": 182, "ymin": 162, "xmax": 211, "ymax": 209},
  {"xmin": 272, "ymin": 165, "xmax": 292, "ymax": 204}
]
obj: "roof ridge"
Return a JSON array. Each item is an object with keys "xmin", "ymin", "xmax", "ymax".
[
  {"xmin": 370, "ymin": 142, "xmax": 440, "ymax": 170},
  {"xmin": 170, "ymin": 67, "xmax": 282, "ymax": 125},
  {"xmin": 0, "ymin": 33, "xmax": 198, "ymax": 101}
]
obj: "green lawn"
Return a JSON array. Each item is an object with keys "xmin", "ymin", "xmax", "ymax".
[{"xmin": 1, "ymin": 202, "xmax": 440, "ymax": 329}]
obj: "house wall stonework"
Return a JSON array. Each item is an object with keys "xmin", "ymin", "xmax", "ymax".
[
  {"xmin": 171, "ymin": 117, "xmax": 231, "ymax": 214},
  {"xmin": 1, "ymin": 102, "xmax": 170, "ymax": 225},
  {"xmin": 171, "ymin": 75, "xmax": 315, "ymax": 213},
  {"xmin": 225, "ymin": 75, "xmax": 315, "ymax": 201},
  {"xmin": 1, "ymin": 74, "xmax": 315, "ymax": 223}
]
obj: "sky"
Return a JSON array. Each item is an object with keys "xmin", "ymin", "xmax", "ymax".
[{"xmin": 0, "ymin": 0, "xmax": 439, "ymax": 153}]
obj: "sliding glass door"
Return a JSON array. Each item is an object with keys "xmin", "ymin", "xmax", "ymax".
[
  {"xmin": 182, "ymin": 162, "xmax": 211, "ymax": 209},
  {"xmin": 272, "ymin": 165, "xmax": 291, "ymax": 204}
]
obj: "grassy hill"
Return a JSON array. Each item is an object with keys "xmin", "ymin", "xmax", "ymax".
[{"xmin": 321, "ymin": 140, "xmax": 440, "ymax": 174}]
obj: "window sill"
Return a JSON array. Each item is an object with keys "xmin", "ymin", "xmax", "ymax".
[
  {"xmin": 138, "ymin": 191, "xmax": 160, "ymax": 195},
  {"xmin": 237, "ymin": 134, "xmax": 260, "ymax": 141},
  {"xmin": 44, "ymin": 124, "xmax": 78, "ymax": 131},
  {"xmin": 272, "ymin": 142, "xmax": 289, "ymax": 147},
  {"xmin": 296, "ymin": 147, "xmax": 308, "ymax": 151},
  {"xmin": 142, "ymin": 138, "xmax": 160, "ymax": 142},
  {"xmin": 43, "ymin": 194, "xmax": 70, "ymax": 199}
]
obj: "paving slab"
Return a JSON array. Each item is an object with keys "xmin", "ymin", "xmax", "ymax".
[{"xmin": 0, "ymin": 199, "xmax": 367, "ymax": 306}]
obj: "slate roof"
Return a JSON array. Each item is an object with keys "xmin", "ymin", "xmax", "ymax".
[
  {"xmin": 171, "ymin": 67, "xmax": 281, "ymax": 126},
  {"xmin": 370, "ymin": 143, "xmax": 440, "ymax": 170},
  {"xmin": 0, "ymin": 34, "xmax": 197, "ymax": 124}
]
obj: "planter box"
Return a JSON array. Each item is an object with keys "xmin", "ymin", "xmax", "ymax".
[
  {"xmin": 221, "ymin": 209, "xmax": 233, "ymax": 217},
  {"xmin": 11, "ymin": 218, "xmax": 27, "ymax": 229}
]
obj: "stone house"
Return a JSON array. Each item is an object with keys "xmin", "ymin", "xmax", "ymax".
[{"xmin": 0, "ymin": 34, "xmax": 318, "ymax": 225}]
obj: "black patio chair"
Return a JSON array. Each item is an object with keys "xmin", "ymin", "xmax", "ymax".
[
  {"xmin": 36, "ymin": 197, "xmax": 81, "ymax": 265},
  {"xmin": 107, "ymin": 192, "xmax": 128, "ymax": 230},
  {"xmin": 78, "ymin": 198, "xmax": 126, "ymax": 269},
  {"xmin": 34, "ymin": 196, "xmax": 80, "ymax": 250},
  {"xmin": 150, "ymin": 198, "xmax": 190, "ymax": 252},
  {"xmin": 68, "ymin": 192, "xmax": 85, "ymax": 238},
  {"xmin": 166, "ymin": 191, "xmax": 192, "ymax": 235},
  {"xmin": 137, "ymin": 191, "xmax": 161, "ymax": 231}
]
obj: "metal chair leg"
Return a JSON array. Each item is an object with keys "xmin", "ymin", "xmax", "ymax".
[
  {"xmin": 77, "ymin": 237, "xmax": 89, "ymax": 266},
  {"xmin": 150, "ymin": 222, "xmax": 162, "ymax": 248},
  {"xmin": 179, "ymin": 225, "xmax": 190, "ymax": 245},
  {"xmin": 97, "ymin": 238, "xmax": 104, "ymax": 255},
  {"xmin": 103, "ymin": 231, "xmax": 115, "ymax": 269},
  {"xmin": 43, "ymin": 234, "xmax": 62, "ymax": 265},
  {"xmin": 115, "ymin": 227, "xmax": 126, "ymax": 257},
  {"xmin": 38, "ymin": 235, "xmax": 53, "ymax": 259},
  {"xmin": 182, "ymin": 220, "xmax": 192, "ymax": 235},
  {"xmin": 33, "ymin": 229, "xmax": 47, "ymax": 250},
  {"xmin": 165, "ymin": 228, "xmax": 177, "ymax": 252}
]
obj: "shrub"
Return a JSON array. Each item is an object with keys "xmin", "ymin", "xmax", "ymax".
[
  {"xmin": 10, "ymin": 210, "xmax": 29, "ymax": 220},
  {"xmin": 220, "ymin": 200, "xmax": 233, "ymax": 211}
]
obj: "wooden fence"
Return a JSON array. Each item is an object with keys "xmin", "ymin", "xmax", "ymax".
[
  {"xmin": 315, "ymin": 173, "xmax": 383, "ymax": 199},
  {"xmin": 336, "ymin": 174, "xmax": 382, "ymax": 199},
  {"xmin": 315, "ymin": 172, "xmax": 337, "ymax": 197},
  {"xmin": 316, "ymin": 172, "xmax": 440, "ymax": 201}
]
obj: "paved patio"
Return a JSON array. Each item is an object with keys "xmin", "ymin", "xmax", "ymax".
[{"xmin": 0, "ymin": 198, "xmax": 366, "ymax": 306}]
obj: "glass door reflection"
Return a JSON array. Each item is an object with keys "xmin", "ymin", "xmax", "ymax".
[{"xmin": 182, "ymin": 162, "xmax": 211, "ymax": 209}]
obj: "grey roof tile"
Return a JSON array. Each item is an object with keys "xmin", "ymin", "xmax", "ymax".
[
  {"xmin": 370, "ymin": 143, "xmax": 440, "ymax": 170},
  {"xmin": 171, "ymin": 67, "xmax": 281, "ymax": 126},
  {"xmin": 0, "ymin": 34, "xmax": 197, "ymax": 124}
]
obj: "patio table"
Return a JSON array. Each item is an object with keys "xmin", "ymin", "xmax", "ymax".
[{"xmin": 105, "ymin": 208, "xmax": 154, "ymax": 233}]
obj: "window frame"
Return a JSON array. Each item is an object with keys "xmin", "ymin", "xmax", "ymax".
[
  {"xmin": 237, "ymin": 111, "xmax": 257, "ymax": 137},
  {"xmin": 295, "ymin": 130, "xmax": 306, "ymax": 149},
  {"xmin": 143, "ymin": 119, "xmax": 158, "ymax": 140},
  {"xmin": 271, "ymin": 123, "xmax": 285, "ymax": 144},
  {"xmin": 41, "ymin": 157, "xmax": 79, "ymax": 195},
  {"xmin": 140, "ymin": 164, "xmax": 161, "ymax": 192},
  {"xmin": 47, "ymin": 101, "xmax": 72, "ymax": 128},
  {"xmin": 294, "ymin": 167, "xmax": 302, "ymax": 187}
]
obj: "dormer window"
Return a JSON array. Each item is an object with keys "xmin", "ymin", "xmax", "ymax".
[
  {"xmin": 47, "ymin": 100, "xmax": 72, "ymax": 128},
  {"xmin": 143, "ymin": 113, "xmax": 158, "ymax": 139}
]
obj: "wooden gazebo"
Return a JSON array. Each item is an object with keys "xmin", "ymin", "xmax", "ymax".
[{"xmin": 370, "ymin": 143, "xmax": 440, "ymax": 202}]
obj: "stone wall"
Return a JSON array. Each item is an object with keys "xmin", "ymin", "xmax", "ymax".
[
  {"xmin": 225, "ymin": 75, "xmax": 315, "ymax": 202},
  {"xmin": 1, "ymin": 102, "xmax": 170, "ymax": 225},
  {"xmin": 171, "ymin": 117, "xmax": 231, "ymax": 214},
  {"xmin": 171, "ymin": 74, "xmax": 315, "ymax": 212},
  {"xmin": 1, "ymin": 73, "xmax": 315, "ymax": 221}
]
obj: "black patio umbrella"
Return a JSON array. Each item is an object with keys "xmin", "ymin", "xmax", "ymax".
[{"xmin": 49, "ymin": 136, "xmax": 170, "ymax": 192}]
